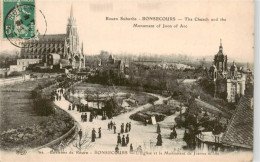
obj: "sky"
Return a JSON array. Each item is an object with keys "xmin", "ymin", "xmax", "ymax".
[{"xmin": 0, "ymin": 0, "xmax": 254, "ymax": 63}]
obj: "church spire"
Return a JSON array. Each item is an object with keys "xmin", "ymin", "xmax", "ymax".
[
  {"xmin": 70, "ymin": 4, "xmax": 74, "ymax": 19},
  {"xmin": 219, "ymin": 38, "xmax": 223, "ymax": 53},
  {"xmin": 81, "ymin": 42, "xmax": 84, "ymax": 54}
]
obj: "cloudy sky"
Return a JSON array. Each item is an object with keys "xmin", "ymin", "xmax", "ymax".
[{"xmin": 1, "ymin": 0, "xmax": 254, "ymax": 63}]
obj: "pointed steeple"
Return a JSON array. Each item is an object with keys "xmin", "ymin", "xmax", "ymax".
[
  {"xmin": 219, "ymin": 38, "xmax": 223, "ymax": 52},
  {"xmin": 70, "ymin": 4, "xmax": 74, "ymax": 19},
  {"xmin": 81, "ymin": 42, "xmax": 84, "ymax": 54}
]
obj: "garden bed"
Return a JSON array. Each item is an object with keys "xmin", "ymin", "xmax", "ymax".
[{"xmin": 130, "ymin": 104, "xmax": 177, "ymax": 123}]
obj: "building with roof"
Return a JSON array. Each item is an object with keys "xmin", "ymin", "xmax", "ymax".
[
  {"xmin": 100, "ymin": 54, "xmax": 128, "ymax": 77},
  {"xmin": 20, "ymin": 5, "xmax": 85, "ymax": 69},
  {"xmin": 214, "ymin": 39, "xmax": 228, "ymax": 73},
  {"xmin": 221, "ymin": 96, "xmax": 253, "ymax": 150},
  {"xmin": 209, "ymin": 40, "xmax": 251, "ymax": 103}
]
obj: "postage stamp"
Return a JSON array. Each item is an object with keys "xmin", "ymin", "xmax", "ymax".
[{"xmin": 3, "ymin": 0, "xmax": 35, "ymax": 39}]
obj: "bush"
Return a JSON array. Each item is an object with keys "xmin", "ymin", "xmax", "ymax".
[
  {"xmin": 33, "ymin": 96, "xmax": 54, "ymax": 116},
  {"xmin": 8, "ymin": 71, "xmax": 23, "ymax": 77}
]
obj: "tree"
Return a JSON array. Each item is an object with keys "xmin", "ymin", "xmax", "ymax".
[{"xmin": 72, "ymin": 131, "xmax": 91, "ymax": 151}]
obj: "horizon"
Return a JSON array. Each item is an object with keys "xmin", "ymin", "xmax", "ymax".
[{"xmin": 0, "ymin": 0, "xmax": 254, "ymax": 63}]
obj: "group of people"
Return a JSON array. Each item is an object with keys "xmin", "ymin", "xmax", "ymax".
[
  {"xmin": 80, "ymin": 112, "xmax": 95, "ymax": 122},
  {"xmin": 68, "ymin": 103, "xmax": 88, "ymax": 112},
  {"xmin": 120, "ymin": 122, "xmax": 131, "ymax": 134},
  {"xmin": 52, "ymin": 88, "xmax": 64, "ymax": 101},
  {"xmin": 170, "ymin": 125, "xmax": 177, "ymax": 139},
  {"xmin": 108, "ymin": 121, "xmax": 117, "ymax": 134},
  {"xmin": 117, "ymin": 133, "xmax": 130, "ymax": 147},
  {"xmin": 115, "ymin": 143, "xmax": 134, "ymax": 153},
  {"xmin": 155, "ymin": 124, "xmax": 178, "ymax": 146}
]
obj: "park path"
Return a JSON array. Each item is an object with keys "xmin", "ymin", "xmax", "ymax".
[{"xmin": 53, "ymin": 92, "xmax": 187, "ymax": 153}]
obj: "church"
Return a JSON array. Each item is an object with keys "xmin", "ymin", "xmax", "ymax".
[
  {"xmin": 209, "ymin": 40, "xmax": 252, "ymax": 103},
  {"xmin": 19, "ymin": 5, "xmax": 85, "ymax": 69}
]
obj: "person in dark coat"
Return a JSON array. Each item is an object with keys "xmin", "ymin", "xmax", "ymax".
[
  {"xmin": 98, "ymin": 127, "xmax": 101, "ymax": 138},
  {"xmin": 130, "ymin": 144, "xmax": 133, "ymax": 153},
  {"xmin": 145, "ymin": 119, "xmax": 148, "ymax": 126},
  {"xmin": 89, "ymin": 113, "xmax": 93, "ymax": 122},
  {"xmin": 78, "ymin": 129, "xmax": 82, "ymax": 141},
  {"xmin": 122, "ymin": 135, "xmax": 126, "ymax": 147},
  {"xmin": 81, "ymin": 113, "xmax": 84, "ymax": 122},
  {"xmin": 108, "ymin": 122, "xmax": 110, "ymax": 130},
  {"xmin": 121, "ymin": 123, "xmax": 124, "ymax": 133},
  {"xmin": 129, "ymin": 122, "xmax": 131, "ymax": 132},
  {"xmin": 68, "ymin": 104, "xmax": 71, "ymax": 110},
  {"xmin": 117, "ymin": 133, "xmax": 121, "ymax": 144},
  {"xmin": 157, "ymin": 124, "xmax": 161, "ymax": 133},
  {"xmin": 113, "ymin": 124, "xmax": 116, "ymax": 134},
  {"xmin": 126, "ymin": 134, "xmax": 129, "ymax": 145},
  {"xmin": 110, "ymin": 121, "xmax": 113, "ymax": 130},
  {"xmin": 84, "ymin": 113, "xmax": 87, "ymax": 122},
  {"xmin": 115, "ymin": 145, "xmax": 119, "ymax": 153},
  {"xmin": 125, "ymin": 123, "xmax": 129, "ymax": 133},
  {"xmin": 91, "ymin": 128, "xmax": 96, "ymax": 142},
  {"xmin": 156, "ymin": 133, "xmax": 162, "ymax": 146},
  {"xmin": 72, "ymin": 104, "xmax": 75, "ymax": 110}
]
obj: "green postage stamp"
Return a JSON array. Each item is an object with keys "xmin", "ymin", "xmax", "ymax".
[{"xmin": 3, "ymin": 0, "xmax": 35, "ymax": 40}]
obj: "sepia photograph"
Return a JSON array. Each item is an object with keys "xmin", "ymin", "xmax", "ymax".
[{"xmin": 0, "ymin": 0, "xmax": 255, "ymax": 161}]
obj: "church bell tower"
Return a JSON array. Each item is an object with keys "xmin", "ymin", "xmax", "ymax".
[{"xmin": 66, "ymin": 5, "xmax": 79, "ymax": 55}]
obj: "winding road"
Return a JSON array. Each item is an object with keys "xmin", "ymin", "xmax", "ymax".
[{"xmin": 53, "ymin": 92, "xmax": 187, "ymax": 152}]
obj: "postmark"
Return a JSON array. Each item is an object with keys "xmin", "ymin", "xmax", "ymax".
[{"xmin": 3, "ymin": 0, "xmax": 47, "ymax": 48}]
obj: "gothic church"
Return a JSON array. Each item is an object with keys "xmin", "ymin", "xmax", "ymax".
[{"xmin": 20, "ymin": 5, "xmax": 85, "ymax": 69}]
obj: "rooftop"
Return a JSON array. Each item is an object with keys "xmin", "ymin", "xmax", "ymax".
[{"xmin": 221, "ymin": 96, "xmax": 253, "ymax": 149}]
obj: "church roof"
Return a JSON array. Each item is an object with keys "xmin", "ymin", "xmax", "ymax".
[
  {"xmin": 221, "ymin": 96, "xmax": 253, "ymax": 149},
  {"xmin": 38, "ymin": 34, "xmax": 66, "ymax": 42}
]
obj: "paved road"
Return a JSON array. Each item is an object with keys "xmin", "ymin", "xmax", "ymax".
[{"xmin": 54, "ymin": 93, "xmax": 187, "ymax": 153}]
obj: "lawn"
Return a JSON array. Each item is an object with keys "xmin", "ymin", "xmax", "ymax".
[{"xmin": 0, "ymin": 77, "xmax": 74, "ymax": 151}]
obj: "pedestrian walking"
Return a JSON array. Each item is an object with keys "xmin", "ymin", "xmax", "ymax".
[
  {"xmin": 78, "ymin": 129, "xmax": 82, "ymax": 141},
  {"xmin": 130, "ymin": 144, "xmax": 133, "ymax": 153},
  {"xmin": 84, "ymin": 113, "xmax": 87, "ymax": 122},
  {"xmin": 89, "ymin": 113, "xmax": 93, "ymax": 122},
  {"xmin": 108, "ymin": 122, "xmax": 110, "ymax": 130},
  {"xmin": 121, "ymin": 123, "xmax": 124, "ymax": 134},
  {"xmin": 157, "ymin": 124, "xmax": 161, "ymax": 133},
  {"xmin": 81, "ymin": 113, "xmax": 84, "ymax": 122},
  {"xmin": 98, "ymin": 127, "xmax": 101, "ymax": 138},
  {"xmin": 125, "ymin": 123, "xmax": 128, "ymax": 133},
  {"xmin": 156, "ymin": 133, "xmax": 162, "ymax": 146},
  {"xmin": 145, "ymin": 119, "xmax": 148, "ymax": 126},
  {"xmin": 126, "ymin": 134, "xmax": 129, "ymax": 145},
  {"xmin": 113, "ymin": 124, "xmax": 116, "ymax": 134},
  {"xmin": 115, "ymin": 145, "xmax": 119, "ymax": 153},
  {"xmin": 129, "ymin": 122, "xmax": 131, "ymax": 132},
  {"xmin": 110, "ymin": 121, "xmax": 113, "ymax": 129},
  {"xmin": 122, "ymin": 135, "xmax": 126, "ymax": 147},
  {"xmin": 92, "ymin": 128, "xmax": 96, "ymax": 142},
  {"xmin": 117, "ymin": 133, "xmax": 121, "ymax": 144}
]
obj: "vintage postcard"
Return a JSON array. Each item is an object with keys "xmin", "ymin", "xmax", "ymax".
[{"xmin": 0, "ymin": 0, "xmax": 254, "ymax": 161}]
